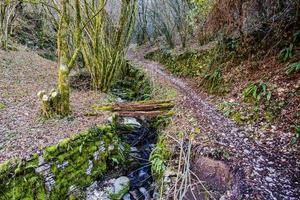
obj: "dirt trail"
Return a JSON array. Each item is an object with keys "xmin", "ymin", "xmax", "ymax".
[{"xmin": 127, "ymin": 47, "xmax": 300, "ymax": 200}]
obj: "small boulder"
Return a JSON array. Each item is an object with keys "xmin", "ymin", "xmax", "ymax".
[
  {"xmin": 108, "ymin": 176, "xmax": 130, "ymax": 200},
  {"xmin": 123, "ymin": 117, "xmax": 142, "ymax": 128}
]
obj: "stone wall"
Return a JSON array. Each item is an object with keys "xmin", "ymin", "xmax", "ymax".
[{"xmin": 0, "ymin": 125, "xmax": 126, "ymax": 200}]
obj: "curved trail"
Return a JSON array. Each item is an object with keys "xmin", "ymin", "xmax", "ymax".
[{"xmin": 127, "ymin": 48, "xmax": 300, "ymax": 200}]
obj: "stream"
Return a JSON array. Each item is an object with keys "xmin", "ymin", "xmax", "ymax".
[
  {"xmin": 85, "ymin": 65, "xmax": 160, "ymax": 200},
  {"xmin": 86, "ymin": 118, "xmax": 158, "ymax": 200}
]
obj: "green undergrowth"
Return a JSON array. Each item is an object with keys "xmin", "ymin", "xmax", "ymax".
[
  {"xmin": 0, "ymin": 125, "xmax": 128, "ymax": 200},
  {"xmin": 144, "ymin": 47, "xmax": 231, "ymax": 94},
  {"xmin": 286, "ymin": 62, "xmax": 300, "ymax": 74},
  {"xmin": 218, "ymin": 98, "xmax": 285, "ymax": 125},
  {"xmin": 111, "ymin": 63, "xmax": 153, "ymax": 101},
  {"xmin": 200, "ymin": 67, "xmax": 226, "ymax": 94},
  {"xmin": 242, "ymin": 81, "xmax": 273, "ymax": 104},
  {"xmin": 145, "ymin": 49, "xmax": 215, "ymax": 78},
  {"xmin": 150, "ymin": 136, "xmax": 170, "ymax": 181},
  {"xmin": 0, "ymin": 102, "xmax": 5, "ymax": 110}
]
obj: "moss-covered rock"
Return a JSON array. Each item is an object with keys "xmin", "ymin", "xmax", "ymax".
[
  {"xmin": 0, "ymin": 125, "xmax": 128, "ymax": 200},
  {"xmin": 108, "ymin": 176, "xmax": 130, "ymax": 200}
]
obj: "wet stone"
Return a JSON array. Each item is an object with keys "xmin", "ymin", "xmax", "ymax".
[
  {"xmin": 86, "ymin": 181, "xmax": 110, "ymax": 200},
  {"xmin": 122, "ymin": 193, "xmax": 131, "ymax": 200},
  {"xmin": 38, "ymin": 155, "xmax": 45, "ymax": 165},
  {"xmin": 129, "ymin": 190, "xmax": 140, "ymax": 200},
  {"xmin": 139, "ymin": 187, "xmax": 150, "ymax": 200},
  {"xmin": 123, "ymin": 117, "xmax": 142, "ymax": 128},
  {"xmin": 35, "ymin": 163, "xmax": 50, "ymax": 174}
]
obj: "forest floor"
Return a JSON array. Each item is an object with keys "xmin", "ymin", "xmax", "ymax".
[
  {"xmin": 127, "ymin": 46, "xmax": 300, "ymax": 199},
  {"xmin": 0, "ymin": 47, "xmax": 108, "ymax": 162}
]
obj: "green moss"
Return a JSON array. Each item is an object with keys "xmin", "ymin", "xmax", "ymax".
[
  {"xmin": 46, "ymin": 125, "xmax": 121, "ymax": 199},
  {"xmin": 91, "ymin": 159, "xmax": 107, "ymax": 179},
  {"xmin": 44, "ymin": 145, "xmax": 59, "ymax": 161},
  {"xmin": 59, "ymin": 138, "xmax": 71, "ymax": 149},
  {"xmin": 0, "ymin": 158, "xmax": 19, "ymax": 175},
  {"xmin": 232, "ymin": 112, "xmax": 243, "ymax": 124},
  {"xmin": 145, "ymin": 49, "xmax": 216, "ymax": 78},
  {"xmin": 1, "ymin": 166, "xmax": 46, "ymax": 200},
  {"xmin": 0, "ymin": 124, "xmax": 125, "ymax": 200}
]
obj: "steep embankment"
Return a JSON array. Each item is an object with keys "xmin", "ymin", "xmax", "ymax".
[{"xmin": 127, "ymin": 47, "xmax": 300, "ymax": 199}]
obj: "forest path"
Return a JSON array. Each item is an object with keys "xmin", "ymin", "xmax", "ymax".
[{"xmin": 127, "ymin": 47, "xmax": 300, "ymax": 200}]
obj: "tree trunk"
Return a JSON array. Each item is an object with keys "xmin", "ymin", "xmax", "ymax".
[
  {"xmin": 57, "ymin": 60, "xmax": 70, "ymax": 115},
  {"xmin": 57, "ymin": 0, "xmax": 70, "ymax": 116}
]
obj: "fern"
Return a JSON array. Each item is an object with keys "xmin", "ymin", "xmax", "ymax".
[
  {"xmin": 293, "ymin": 31, "xmax": 300, "ymax": 42},
  {"xmin": 218, "ymin": 101, "xmax": 239, "ymax": 117},
  {"xmin": 242, "ymin": 81, "xmax": 272, "ymax": 103},
  {"xmin": 150, "ymin": 136, "xmax": 170, "ymax": 180},
  {"xmin": 279, "ymin": 44, "xmax": 294, "ymax": 62},
  {"xmin": 286, "ymin": 62, "xmax": 300, "ymax": 74},
  {"xmin": 202, "ymin": 68, "xmax": 223, "ymax": 93}
]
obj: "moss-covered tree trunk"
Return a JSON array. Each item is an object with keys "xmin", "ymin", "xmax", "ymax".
[
  {"xmin": 57, "ymin": 0, "xmax": 70, "ymax": 115},
  {"xmin": 0, "ymin": 1, "xmax": 12, "ymax": 50},
  {"xmin": 81, "ymin": 0, "xmax": 137, "ymax": 92},
  {"xmin": 38, "ymin": 0, "xmax": 82, "ymax": 117}
]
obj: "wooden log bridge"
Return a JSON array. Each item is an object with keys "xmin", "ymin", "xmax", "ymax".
[{"xmin": 93, "ymin": 100, "xmax": 175, "ymax": 117}]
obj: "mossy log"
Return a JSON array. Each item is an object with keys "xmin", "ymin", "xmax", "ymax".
[{"xmin": 94, "ymin": 100, "xmax": 174, "ymax": 117}]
